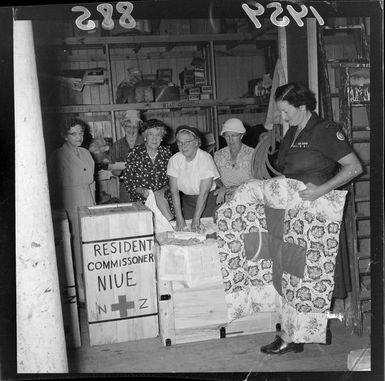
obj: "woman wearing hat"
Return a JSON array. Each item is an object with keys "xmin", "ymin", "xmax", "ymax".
[
  {"xmin": 167, "ymin": 125, "xmax": 220, "ymax": 233},
  {"xmin": 108, "ymin": 110, "xmax": 144, "ymax": 202},
  {"xmin": 122, "ymin": 119, "xmax": 174, "ymax": 219},
  {"xmin": 213, "ymin": 118, "xmax": 254, "ymax": 204}
]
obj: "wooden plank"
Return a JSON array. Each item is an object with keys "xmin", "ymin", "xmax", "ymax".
[
  {"xmin": 56, "ymin": 97, "xmax": 260, "ymax": 113},
  {"xmin": 55, "ymin": 33, "xmax": 277, "ymax": 48},
  {"xmin": 52, "ymin": 211, "xmax": 82, "ymax": 348},
  {"xmin": 157, "ymin": 279, "xmax": 176, "ymax": 346},
  {"xmin": 173, "ymin": 284, "xmax": 228, "ymax": 329}
]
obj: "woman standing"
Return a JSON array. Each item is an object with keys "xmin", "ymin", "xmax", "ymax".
[
  {"xmin": 122, "ymin": 119, "xmax": 174, "ymax": 219},
  {"xmin": 108, "ymin": 110, "xmax": 144, "ymax": 202},
  {"xmin": 48, "ymin": 118, "xmax": 96, "ymax": 303},
  {"xmin": 261, "ymin": 82, "xmax": 363, "ymax": 354},
  {"xmin": 214, "ymin": 118, "xmax": 254, "ymax": 204},
  {"xmin": 167, "ymin": 125, "xmax": 220, "ymax": 233}
]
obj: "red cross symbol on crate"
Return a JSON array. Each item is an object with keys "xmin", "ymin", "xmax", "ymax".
[{"xmin": 111, "ymin": 295, "xmax": 135, "ymax": 318}]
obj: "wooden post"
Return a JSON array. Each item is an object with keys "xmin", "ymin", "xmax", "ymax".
[
  {"xmin": 208, "ymin": 40, "xmax": 219, "ymax": 151},
  {"xmin": 307, "ymin": 18, "xmax": 319, "ymax": 114},
  {"xmin": 14, "ymin": 20, "xmax": 68, "ymax": 373},
  {"xmin": 278, "ymin": 27, "xmax": 289, "ymax": 136}
]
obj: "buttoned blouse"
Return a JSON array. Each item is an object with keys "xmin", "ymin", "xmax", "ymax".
[{"xmin": 214, "ymin": 143, "xmax": 254, "ymax": 187}]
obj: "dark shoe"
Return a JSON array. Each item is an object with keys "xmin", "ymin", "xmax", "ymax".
[{"xmin": 260, "ymin": 335, "xmax": 304, "ymax": 354}]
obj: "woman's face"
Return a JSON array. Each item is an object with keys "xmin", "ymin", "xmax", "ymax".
[
  {"xmin": 144, "ymin": 127, "xmax": 164, "ymax": 150},
  {"xmin": 176, "ymin": 131, "xmax": 198, "ymax": 159},
  {"xmin": 223, "ymin": 132, "xmax": 243, "ymax": 154},
  {"xmin": 277, "ymin": 100, "xmax": 307, "ymax": 126},
  {"xmin": 123, "ymin": 122, "xmax": 139, "ymax": 139},
  {"xmin": 65, "ymin": 124, "xmax": 84, "ymax": 147}
]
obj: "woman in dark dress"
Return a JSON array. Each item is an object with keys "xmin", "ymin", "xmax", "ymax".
[
  {"xmin": 261, "ymin": 82, "xmax": 363, "ymax": 355},
  {"xmin": 122, "ymin": 119, "xmax": 174, "ymax": 219}
]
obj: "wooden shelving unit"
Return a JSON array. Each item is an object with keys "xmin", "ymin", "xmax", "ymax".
[{"xmin": 42, "ymin": 31, "xmax": 275, "ymax": 148}]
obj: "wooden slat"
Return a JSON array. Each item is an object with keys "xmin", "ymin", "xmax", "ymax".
[
  {"xmin": 55, "ymin": 97, "xmax": 261, "ymax": 113},
  {"xmin": 52, "ymin": 33, "xmax": 277, "ymax": 48}
]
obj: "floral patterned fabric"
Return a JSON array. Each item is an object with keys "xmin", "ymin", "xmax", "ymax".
[
  {"xmin": 216, "ymin": 176, "xmax": 347, "ymax": 343},
  {"xmin": 123, "ymin": 144, "xmax": 174, "ymax": 215},
  {"xmin": 214, "ymin": 143, "xmax": 254, "ymax": 187}
]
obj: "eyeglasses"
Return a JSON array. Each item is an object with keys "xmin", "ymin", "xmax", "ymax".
[{"xmin": 176, "ymin": 139, "xmax": 195, "ymax": 148}]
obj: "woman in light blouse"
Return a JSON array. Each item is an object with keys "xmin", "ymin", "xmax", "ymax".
[
  {"xmin": 214, "ymin": 118, "xmax": 254, "ymax": 204},
  {"xmin": 167, "ymin": 125, "xmax": 219, "ymax": 232}
]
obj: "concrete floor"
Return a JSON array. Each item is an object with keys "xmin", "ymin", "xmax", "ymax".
[{"xmin": 66, "ymin": 305, "xmax": 371, "ymax": 374}]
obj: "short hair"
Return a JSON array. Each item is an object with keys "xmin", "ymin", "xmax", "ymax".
[
  {"xmin": 121, "ymin": 118, "xmax": 142, "ymax": 129},
  {"xmin": 61, "ymin": 118, "xmax": 86, "ymax": 139},
  {"xmin": 140, "ymin": 118, "xmax": 168, "ymax": 138},
  {"xmin": 175, "ymin": 125, "xmax": 202, "ymax": 147},
  {"xmin": 274, "ymin": 82, "xmax": 317, "ymax": 111}
]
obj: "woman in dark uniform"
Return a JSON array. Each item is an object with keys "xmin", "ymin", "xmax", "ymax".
[{"xmin": 261, "ymin": 82, "xmax": 363, "ymax": 355}]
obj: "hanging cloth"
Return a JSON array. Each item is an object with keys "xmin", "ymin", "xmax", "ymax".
[{"xmin": 264, "ymin": 58, "xmax": 287, "ymax": 131}]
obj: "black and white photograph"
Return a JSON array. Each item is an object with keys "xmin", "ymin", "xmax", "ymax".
[{"xmin": 1, "ymin": 0, "xmax": 383, "ymax": 379}]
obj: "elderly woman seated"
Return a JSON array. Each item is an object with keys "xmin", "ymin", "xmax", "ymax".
[
  {"xmin": 122, "ymin": 118, "xmax": 174, "ymax": 220},
  {"xmin": 167, "ymin": 125, "xmax": 220, "ymax": 233},
  {"xmin": 213, "ymin": 118, "xmax": 255, "ymax": 204}
]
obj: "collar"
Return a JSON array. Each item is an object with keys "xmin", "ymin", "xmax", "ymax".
[{"xmin": 303, "ymin": 112, "xmax": 321, "ymax": 130}]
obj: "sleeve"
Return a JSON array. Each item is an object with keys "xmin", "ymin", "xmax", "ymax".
[
  {"xmin": 199, "ymin": 152, "xmax": 220, "ymax": 180},
  {"xmin": 123, "ymin": 149, "xmax": 139, "ymax": 200},
  {"xmin": 314, "ymin": 122, "xmax": 353, "ymax": 162},
  {"xmin": 166, "ymin": 154, "xmax": 180, "ymax": 178}
]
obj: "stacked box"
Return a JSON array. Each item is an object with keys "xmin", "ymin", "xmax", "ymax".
[
  {"xmin": 79, "ymin": 203, "xmax": 158, "ymax": 346},
  {"xmin": 157, "ymin": 69, "xmax": 173, "ymax": 83},
  {"xmin": 155, "ymin": 221, "xmax": 277, "ymax": 346},
  {"xmin": 201, "ymin": 85, "xmax": 213, "ymax": 94},
  {"xmin": 179, "ymin": 68, "xmax": 209, "ymax": 97}
]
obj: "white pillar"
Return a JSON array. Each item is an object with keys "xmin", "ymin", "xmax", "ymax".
[
  {"xmin": 278, "ymin": 27, "xmax": 288, "ymax": 83},
  {"xmin": 14, "ymin": 20, "xmax": 68, "ymax": 373},
  {"xmin": 307, "ymin": 18, "xmax": 319, "ymax": 113},
  {"xmin": 278, "ymin": 27, "xmax": 289, "ymax": 136}
]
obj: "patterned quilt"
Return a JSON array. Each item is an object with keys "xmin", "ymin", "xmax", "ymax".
[{"xmin": 216, "ymin": 177, "xmax": 347, "ymax": 343}]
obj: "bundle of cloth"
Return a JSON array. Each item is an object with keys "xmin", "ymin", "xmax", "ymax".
[{"xmin": 216, "ymin": 176, "xmax": 347, "ymax": 343}]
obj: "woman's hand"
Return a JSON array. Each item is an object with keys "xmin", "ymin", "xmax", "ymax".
[
  {"xmin": 191, "ymin": 218, "xmax": 205, "ymax": 233},
  {"xmin": 136, "ymin": 187, "xmax": 149, "ymax": 199},
  {"xmin": 298, "ymin": 183, "xmax": 325, "ymax": 201},
  {"xmin": 175, "ymin": 217, "xmax": 187, "ymax": 231},
  {"xmin": 213, "ymin": 186, "xmax": 227, "ymax": 205}
]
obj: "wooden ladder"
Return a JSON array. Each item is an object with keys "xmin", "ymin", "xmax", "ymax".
[{"xmin": 317, "ymin": 19, "xmax": 371, "ymax": 335}]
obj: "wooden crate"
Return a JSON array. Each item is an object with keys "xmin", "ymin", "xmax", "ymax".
[
  {"xmin": 52, "ymin": 210, "xmax": 82, "ymax": 348},
  {"xmin": 158, "ymin": 279, "xmax": 277, "ymax": 346},
  {"xmin": 156, "ymin": 237, "xmax": 277, "ymax": 346},
  {"xmin": 79, "ymin": 203, "xmax": 158, "ymax": 346}
]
